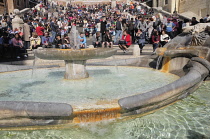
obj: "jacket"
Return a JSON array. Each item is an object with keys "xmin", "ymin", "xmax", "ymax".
[
  {"xmin": 23, "ymin": 23, "xmax": 30, "ymax": 41},
  {"xmin": 121, "ymin": 34, "xmax": 132, "ymax": 46},
  {"xmin": 42, "ymin": 36, "xmax": 53, "ymax": 44},
  {"xmin": 116, "ymin": 21, "xmax": 122, "ymax": 30},
  {"xmin": 103, "ymin": 33, "xmax": 112, "ymax": 42}
]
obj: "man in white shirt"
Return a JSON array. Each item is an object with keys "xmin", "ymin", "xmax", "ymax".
[{"xmin": 137, "ymin": 5, "xmax": 141, "ymax": 13}]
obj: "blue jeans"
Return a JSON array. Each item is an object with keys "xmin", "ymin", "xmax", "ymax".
[
  {"xmin": 51, "ymin": 31, "xmax": 57, "ymax": 42},
  {"xmin": 153, "ymin": 43, "xmax": 159, "ymax": 52},
  {"xmin": 114, "ymin": 30, "xmax": 122, "ymax": 43},
  {"xmin": 24, "ymin": 41, "xmax": 30, "ymax": 49}
]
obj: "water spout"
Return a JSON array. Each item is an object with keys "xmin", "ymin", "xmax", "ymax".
[
  {"xmin": 156, "ymin": 56, "xmax": 163, "ymax": 70},
  {"xmin": 73, "ymin": 107, "xmax": 121, "ymax": 123},
  {"xmin": 160, "ymin": 57, "xmax": 171, "ymax": 73},
  {"xmin": 112, "ymin": 56, "xmax": 119, "ymax": 73},
  {"xmin": 31, "ymin": 56, "xmax": 38, "ymax": 78}
]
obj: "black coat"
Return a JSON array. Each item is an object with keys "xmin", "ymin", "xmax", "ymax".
[{"xmin": 100, "ymin": 21, "xmax": 107, "ymax": 33}]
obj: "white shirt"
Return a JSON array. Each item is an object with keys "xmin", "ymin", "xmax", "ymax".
[
  {"xmin": 137, "ymin": 5, "xmax": 141, "ymax": 10},
  {"xmin": 161, "ymin": 34, "xmax": 171, "ymax": 42},
  {"xmin": 207, "ymin": 16, "xmax": 210, "ymax": 22}
]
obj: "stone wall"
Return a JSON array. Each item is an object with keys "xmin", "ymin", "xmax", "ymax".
[
  {"xmin": 0, "ymin": 4, "xmax": 4, "ymax": 15},
  {"xmin": 152, "ymin": 0, "xmax": 210, "ymax": 19},
  {"xmin": 178, "ymin": 0, "xmax": 210, "ymax": 18},
  {"xmin": 152, "ymin": 0, "xmax": 178, "ymax": 14},
  {"xmin": 2, "ymin": 0, "xmax": 30, "ymax": 14}
]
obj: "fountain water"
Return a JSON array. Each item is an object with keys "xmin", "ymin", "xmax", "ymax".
[
  {"xmin": 69, "ymin": 26, "xmax": 80, "ymax": 50},
  {"xmin": 156, "ymin": 56, "xmax": 163, "ymax": 70},
  {"xmin": 31, "ymin": 56, "xmax": 38, "ymax": 78}
]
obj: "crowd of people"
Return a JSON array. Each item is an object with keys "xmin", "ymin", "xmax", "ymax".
[{"xmin": 0, "ymin": 0, "xmax": 209, "ymax": 59}]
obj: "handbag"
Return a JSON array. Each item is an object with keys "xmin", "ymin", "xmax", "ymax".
[{"xmin": 118, "ymin": 40, "xmax": 126, "ymax": 45}]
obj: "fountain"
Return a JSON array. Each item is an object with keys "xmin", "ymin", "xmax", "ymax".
[
  {"xmin": 35, "ymin": 26, "xmax": 117, "ymax": 80},
  {"xmin": 0, "ymin": 23, "xmax": 210, "ymax": 138}
]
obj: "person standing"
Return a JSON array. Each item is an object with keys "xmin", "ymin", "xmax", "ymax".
[
  {"xmin": 114, "ymin": 17, "xmax": 123, "ymax": 43},
  {"xmin": 23, "ymin": 20, "xmax": 31, "ymax": 49},
  {"xmin": 136, "ymin": 29, "xmax": 145, "ymax": 53},
  {"xmin": 166, "ymin": 19, "xmax": 175, "ymax": 39},
  {"xmin": 50, "ymin": 19, "xmax": 59, "ymax": 42},
  {"xmin": 100, "ymin": 17, "xmax": 107, "ymax": 42},
  {"xmin": 127, "ymin": 18, "xmax": 135, "ymax": 42},
  {"xmin": 147, "ymin": 18, "xmax": 154, "ymax": 43},
  {"xmin": 172, "ymin": 18, "xmax": 179, "ymax": 37}
]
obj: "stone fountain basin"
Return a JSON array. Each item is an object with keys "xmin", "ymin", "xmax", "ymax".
[
  {"xmin": 34, "ymin": 48, "xmax": 117, "ymax": 61},
  {"xmin": 0, "ymin": 55, "xmax": 209, "ymax": 127}
]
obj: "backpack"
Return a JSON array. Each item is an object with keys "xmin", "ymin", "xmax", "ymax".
[
  {"xmin": 128, "ymin": 22, "xmax": 134, "ymax": 30},
  {"xmin": 153, "ymin": 19, "xmax": 161, "ymax": 29}
]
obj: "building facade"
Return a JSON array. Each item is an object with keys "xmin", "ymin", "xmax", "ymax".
[
  {"xmin": 0, "ymin": 0, "xmax": 31, "ymax": 15},
  {"xmin": 152, "ymin": 0, "xmax": 210, "ymax": 19},
  {"xmin": 0, "ymin": 0, "xmax": 5, "ymax": 15}
]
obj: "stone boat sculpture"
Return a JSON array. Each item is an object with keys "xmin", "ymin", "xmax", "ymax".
[{"xmin": 0, "ymin": 24, "xmax": 210, "ymax": 127}]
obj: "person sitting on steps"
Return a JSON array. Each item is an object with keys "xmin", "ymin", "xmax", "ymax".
[
  {"xmin": 118, "ymin": 30, "xmax": 132, "ymax": 53},
  {"xmin": 92, "ymin": 32, "xmax": 102, "ymax": 48},
  {"xmin": 102, "ymin": 30, "xmax": 113, "ymax": 48},
  {"xmin": 78, "ymin": 32, "xmax": 87, "ymax": 49}
]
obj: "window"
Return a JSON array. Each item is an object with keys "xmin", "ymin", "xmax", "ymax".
[{"xmin": 165, "ymin": 0, "xmax": 168, "ymax": 5}]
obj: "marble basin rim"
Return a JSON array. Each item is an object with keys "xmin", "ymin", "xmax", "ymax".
[{"xmin": 34, "ymin": 48, "xmax": 118, "ymax": 61}]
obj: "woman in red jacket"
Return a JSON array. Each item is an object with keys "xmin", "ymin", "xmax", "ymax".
[
  {"xmin": 35, "ymin": 23, "xmax": 45, "ymax": 38},
  {"xmin": 118, "ymin": 30, "xmax": 132, "ymax": 53}
]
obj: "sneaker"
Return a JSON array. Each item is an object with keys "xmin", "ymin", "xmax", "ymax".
[
  {"xmin": 152, "ymin": 52, "xmax": 156, "ymax": 55},
  {"xmin": 24, "ymin": 55, "xmax": 28, "ymax": 58},
  {"xmin": 125, "ymin": 49, "xmax": 129, "ymax": 53},
  {"xmin": 17, "ymin": 56, "xmax": 20, "ymax": 59}
]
